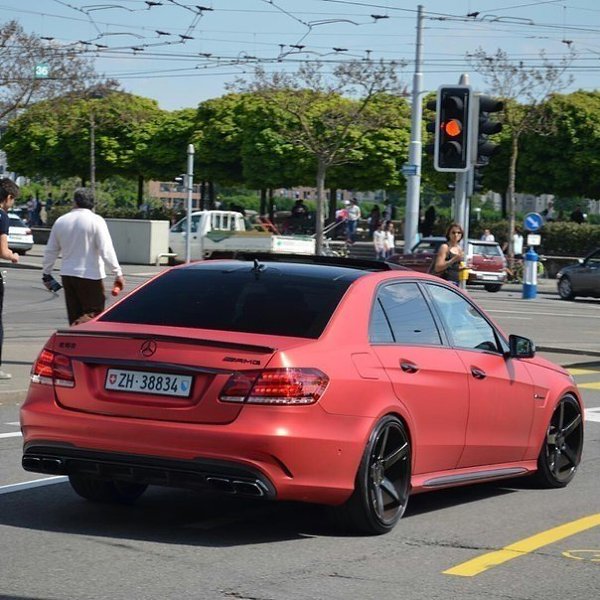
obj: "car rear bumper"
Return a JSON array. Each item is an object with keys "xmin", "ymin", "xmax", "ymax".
[
  {"xmin": 468, "ymin": 270, "xmax": 507, "ymax": 284},
  {"xmin": 9, "ymin": 241, "xmax": 34, "ymax": 251},
  {"xmin": 20, "ymin": 386, "xmax": 371, "ymax": 505}
]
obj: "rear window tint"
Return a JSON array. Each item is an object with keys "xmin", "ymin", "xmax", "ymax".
[{"xmin": 100, "ymin": 265, "xmax": 354, "ymax": 338}]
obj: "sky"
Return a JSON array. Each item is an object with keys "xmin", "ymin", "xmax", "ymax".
[{"xmin": 3, "ymin": 0, "xmax": 600, "ymax": 111}]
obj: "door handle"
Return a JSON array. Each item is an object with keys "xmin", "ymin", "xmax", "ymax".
[
  {"xmin": 400, "ymin": 361, "xmax": 419, "ymax": 374},
  {"xmin": 471, "ymin": 367, "xmax": 486, "ymax": 379}
]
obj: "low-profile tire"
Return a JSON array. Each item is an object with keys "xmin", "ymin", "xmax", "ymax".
[
  {"xmin": 534, "ymin": 395, "xmax": 583, "ymax": 488},
  {"xmin": 334, "ymin": 415, "xmax": 411, "ymax": 535},
  {"xmin": 557, "ymin": 276, "xmax": 575, "ymax": 300},
  {"xmin": 69, "ymin": 473, "xmax": 148, "ymax": 504},
  {"xmin": 484, "ymin": 284, "xmax": 502, "ymax": 293}
]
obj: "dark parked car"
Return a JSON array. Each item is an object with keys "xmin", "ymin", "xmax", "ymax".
[
  {"xmin": 387, "ymin": 236, "xmax": 507, "ymax": 292},
  {"xmin": 557, "ymin": 248, "xmax": 600, "ymax": 300}
]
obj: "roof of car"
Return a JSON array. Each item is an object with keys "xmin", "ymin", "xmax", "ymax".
[{"xmin": 195, "ymin": 253, "xmax": 409, "ymax": 276}]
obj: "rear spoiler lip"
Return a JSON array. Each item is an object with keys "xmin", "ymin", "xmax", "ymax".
[{"xmin": 56, "ymin": 329, "xmax": 276, "ymax": 355}]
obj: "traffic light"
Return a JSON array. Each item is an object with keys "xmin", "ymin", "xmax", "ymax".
[
  {"xmin": 434, "ymin": 85, "xmax": 472, "ymax": 172},
  {"xmin": 473, "ymin": 94, "xmax": 503, "ymax": 166}
]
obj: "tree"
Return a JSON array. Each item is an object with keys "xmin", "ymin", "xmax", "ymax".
[
  {"xmin": 231, "ymin": 60, "xmax": 406, "ymax": 253},
  {"xmin": 467, "ymin": 48, "xmax": 574, "ymax": 258},
  {"xmin": 0, "ymin": 20, "xmax": 104, "ymax": 122},
  {"xmin": 0, "ymin": 91, "xmax": 164, "ymax": 205}
]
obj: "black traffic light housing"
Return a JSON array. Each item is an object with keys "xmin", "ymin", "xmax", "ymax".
[
  {"xmin": 473, "ymin": 94, "xmax": 503, "ymax": 166},
  {"xmin": 433, "ymin": 85, "xmax": 472, "ymax": 172}
]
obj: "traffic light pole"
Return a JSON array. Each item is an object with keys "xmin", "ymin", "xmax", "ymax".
[{"xmin": 403, "ymin": 4, "xmax": 424, "ymax": 255}]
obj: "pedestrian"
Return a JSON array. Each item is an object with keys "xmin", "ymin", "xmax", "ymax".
[
  {"xmin": 421, "ymin": 205, "xmax": 436, "ymax": 237},
  {"xmin": 32, "ymin": 196, "xmax": 43, "ymax": 226},
  {"xmin": 432, "ymin": 223, "xmax": 467, "ymax": 286},
  {"xmin": 367, "ymin": 204, "xmax": 381, "ymax": 238},
  {"xmin": 0, "ymin": 178, "xmax": 21, "ymax": 380},
  {"xmin": 570, "ymin": 205, "xmax": 586, "ymax": 224},
  {"xmin": 373, "ymin": 221, "xmax": 386, "ymax": 260},
  {"xmin": 346, "ymin": 197, "xmax": 361, "ymax": 243},
  {"xmin": 481, "ymin": 228, "xmax": 495, "ymax": 242},
  {"xmin": 45, "ymin": 192, "xmax": 53, "ymax": 223},
  {"xmin": 382, "ymin": 199, "xmax": 393, "ymax": 222},
  {"xmin": 42, "ymin": 188, "xmax": 125, "ymax": 326},
  {"xmin": 383, "ymin": 220, "xmax": 396, "ymax": 258}
]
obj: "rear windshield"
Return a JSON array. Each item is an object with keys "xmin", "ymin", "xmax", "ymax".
[
  {"xmin": 100, "ymin": 264, "xmax": 355, "ymax": 338},
  {"xmin": 470, "ymin": 243, "xmax": 502, "ymax": 257}
]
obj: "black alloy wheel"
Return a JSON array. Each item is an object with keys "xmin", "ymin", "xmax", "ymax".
[
  {"xmin": 557, "ymin": 276, "xmax": 575, "ymax": 300},
  {"xmin": 337, "ymin": 415, "xmax": 411, "ymax": 535},
  {"xmin": 535, "ymin": 395, "xmax": 584, "ymax": 488},
  {"xmin": 69, "ymin": 473, "xmax": 148, "ymax": 504}
]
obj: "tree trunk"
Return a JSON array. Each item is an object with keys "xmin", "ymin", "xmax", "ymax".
[
  {"xmin": 315, "ymin": 158, "xmax": 327, "ymax": 254},
  {"xmin": 200, "ymin": 180, "xmax": 207, "ymax": 210},
  {"xmin": 208, "ymin": 181, "xmax": 215, "ymax": 209},
  {"xmin": 268, "ymin": 189, "xmax": 275, "ymax": 221},
  {"xmin": 507, "ymin": 133, "xmax": 520, "ymax": 261},
  {"xmin": 328, "ymin": 188, "xmax": 337, "ymax": 224},
  {"xmin": 260, "ymin": 189, "xmax": 267, "ymax": 216},
  {"xmin": 137, "ymin": 174, "xmax": 144, "ymax": 208}
]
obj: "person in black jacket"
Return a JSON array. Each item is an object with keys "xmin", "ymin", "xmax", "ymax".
[{"xmin": 0, "ymin": 178, "xmax": 20, "ymax": 380}]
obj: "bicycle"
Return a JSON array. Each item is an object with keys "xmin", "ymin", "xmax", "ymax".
[{"xmin": 508, "ymin": 256, "xmax": 546, "ymax": 283}]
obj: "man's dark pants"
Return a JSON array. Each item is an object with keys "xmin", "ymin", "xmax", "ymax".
[{"xmin": 61, "ymin": 275, "xmax": 105, "ymax": 325}]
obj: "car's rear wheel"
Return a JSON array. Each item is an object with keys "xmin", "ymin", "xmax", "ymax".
[
  {"xmin": 484, "ymin": 283, "xmax": 502, "ymax": 292},
  {"xmin": 68, "ymin": 473, "xmax": 148, "ymax": 504},
  {"xmin": 558, "ymin": 276, "xmax": 575, "ymax": 300},
  {"xmin": 535, "ymin": 395, "xmax": 583, "ymax": 488},
  {"xmin": 335, "ymin": 415, "xmax": 411, "ymax": 535}
]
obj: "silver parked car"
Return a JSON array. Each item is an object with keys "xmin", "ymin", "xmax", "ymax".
[{"xmin": 8, "ymin": 213, "xmax": 34, "ymax": 254}]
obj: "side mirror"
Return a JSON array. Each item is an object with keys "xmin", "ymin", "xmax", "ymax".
[{"xmin": 508, "ymin": 334, "xmax": 536, "ymax": 359}]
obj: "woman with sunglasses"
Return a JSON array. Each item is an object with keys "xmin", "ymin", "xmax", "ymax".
[{"xmin": 432, "ymin": 222, "xmax": 466, "ymax": 285}]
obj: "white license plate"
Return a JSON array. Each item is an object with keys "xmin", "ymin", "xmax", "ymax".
[
  {"xmin": 105, "ymin": 369, "xmax": 192, "ymax": 397},
  {"xmin": 481, "ymin": 275, "xmax": 500, "ymax": 281}
]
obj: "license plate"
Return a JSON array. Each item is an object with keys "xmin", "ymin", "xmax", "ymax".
[
  {"xmin": 105, "ymin": 368, "xmax": 192, "ymax": 397},
  {"xmin": 481, "ymin": 275, "xmax": 500, "ymax": 281}
]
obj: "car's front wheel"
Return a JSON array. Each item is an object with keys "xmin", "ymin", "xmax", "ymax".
[
  {"xmin": 535, "ymin": 395, "xmax": 583, "ymax": 488},
  {"xmin": 557, "ymin": 276, "xmax": 575, "ymax": 300},
  {"xmin": 484, "ymin": 283, "xmax": 502, "ymax": 292},
  {"xmin": 68, "ymin": 473, "xmax": 148, "ymax": 504},
  {"xmin": 335, "ymin": 415, "xmax": 411, "ymax": 535}
]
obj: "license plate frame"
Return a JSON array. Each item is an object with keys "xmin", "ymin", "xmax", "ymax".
[{"xmin": 105, "ymin": 368, "xmax": 193, "ymax": 398}]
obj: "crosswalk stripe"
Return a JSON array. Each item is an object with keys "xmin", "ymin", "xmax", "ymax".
[
  {"xmin": 580, "ymin": 382, "xmax": 600, "ymax": 390},
  {"xmin": 568, "ymin": 368, "xmax": 600, "ymax": 376}
]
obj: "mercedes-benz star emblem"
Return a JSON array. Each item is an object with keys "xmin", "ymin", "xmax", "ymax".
[{"xmin": 140, "ymin": 340, "xmax": 157, "ymax": 357}]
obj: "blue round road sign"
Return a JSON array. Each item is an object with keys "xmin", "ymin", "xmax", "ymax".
[{"xmin": 524, "ymin": 212, "xmax": 544, "ymax": 232}]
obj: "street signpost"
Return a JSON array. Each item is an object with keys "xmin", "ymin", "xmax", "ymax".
[
  {"xmin": 524, "ymin": 212, "xmax": 544, "ymax": 233},
  {"xmin": 34, "ymin": 63, "xmax": 50, "ymax": 79},
  {"xmin": 401, "ymin": 163, "xmax": 418, "ymax": 177}
]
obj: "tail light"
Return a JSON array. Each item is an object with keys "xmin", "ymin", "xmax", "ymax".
[
  {"xmin": 220, "ymin": 368, "xmax": 328, "ymax": 405},
  {"xmin": 31, "ymin": 349, "xmax": 75, "ymax": 388}
]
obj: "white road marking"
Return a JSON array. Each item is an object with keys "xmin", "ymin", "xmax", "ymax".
[
  {"xmin": 488, "ymin": 309, "xmax": 600, "ymax": 320},
  {"xmin": 0, "ymin": 476, "xmax": 67, "ymax": 495},
  {"xmin": 5, "ymin": 421, "xmax": 19, "ymax": 426},
  {"xmin": 0, "ymin": 432, "xmax": 21, "ymax": 439},
  {"xmin": 586, "ymin": 407, "xmax": 600, "ymax": 423}
]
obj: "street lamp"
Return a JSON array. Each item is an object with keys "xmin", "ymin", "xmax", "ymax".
[{"xmin": 87, "ymin": 89, "xmax": 107, "ymax": 196}]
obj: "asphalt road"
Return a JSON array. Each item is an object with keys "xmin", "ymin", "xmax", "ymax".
[{"xmin": 0, "ymin": 254, "xmax": 599, "ymax": 600}]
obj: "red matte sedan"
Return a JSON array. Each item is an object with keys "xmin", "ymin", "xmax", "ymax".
[{"xmin": 20, "ymin": 256, "xmax": 584, "ymax": 534}]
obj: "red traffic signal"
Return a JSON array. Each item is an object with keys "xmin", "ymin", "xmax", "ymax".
[{"xmin": 433, "ymin": 85, "xmax": 472, "ymax": 172}]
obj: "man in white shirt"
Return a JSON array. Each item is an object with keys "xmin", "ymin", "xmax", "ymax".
[
  {"xmin": 346, "ymin": 198, "xmax": 361, "ymax": 243},
  {"xmin": 481, "ymin": 228, "xmax": 495, "ymax": 242},
  {"xmin": 42, "ymin": 188, "xmax": 124, "ymax": 325}
]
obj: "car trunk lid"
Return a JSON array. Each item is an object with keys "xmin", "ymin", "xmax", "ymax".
[{"xmin": 50, "ymin": 325, "xmax": 292, "ymax": 424}]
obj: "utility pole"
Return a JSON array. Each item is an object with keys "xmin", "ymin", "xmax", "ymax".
[
  {"xmin": 185, "ymin": 143, "xmax": 195, "ymax": 263},
  {"xmin": 403, "ymin": 4, "xmax": 424, "ymax": 254}
]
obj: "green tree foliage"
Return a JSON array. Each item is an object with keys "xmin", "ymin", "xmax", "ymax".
[
  {"xmin": 517, "ymin": 91, "xmax": 600, "ymax": 198},
  {"xmin": 0, "ymin": 91, "xmax": 163, "ymax": 183}
]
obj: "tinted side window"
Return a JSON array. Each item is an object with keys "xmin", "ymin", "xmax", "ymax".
[
  {"xmin": 369, "ymin": 299, "xmax": 394, "ymax": 343},
  {"xmin": 374, "ymin": 283, "xmax": 441, "ymax": 345},
  {"xmin": 427, "ymin": 284, "xmax": 499, "ymax": 352}
]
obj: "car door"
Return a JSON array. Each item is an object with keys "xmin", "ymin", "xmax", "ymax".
[
  {"xmin": 370, "ymin": 281, "xmax": 470, "ymax": 474},
  {"xmin": 577, "ymin": 250, "xmax": 600, "ymax": 294},
  {"xmin": 169, "ymin": 214, "xmax": 202, "ymax": 259},
  {"xmin": 425, "ymin": 283, "xmax": 536, "ymax": 467}
]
